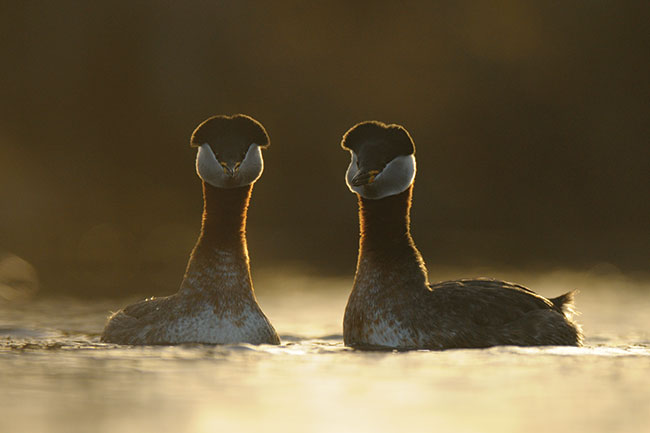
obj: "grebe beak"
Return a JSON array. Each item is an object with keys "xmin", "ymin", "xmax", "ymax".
[
  {"xmin": 351, "ymin": 169, "xmax": 381, "ymax": 187},
  {"xmin": 220, "ymin": 162, "xmax": 241, "ymax": 177}
]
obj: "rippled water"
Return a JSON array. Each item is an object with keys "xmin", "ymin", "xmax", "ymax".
[{"xmin": 1, "ymin": 272, "xmax": 650, "ymax": 433}]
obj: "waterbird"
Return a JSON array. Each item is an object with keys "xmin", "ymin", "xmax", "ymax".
[
  {"xmin": 101, "ymin": 114, "xmax": 280, "ymax": 345},
  {"xmin": 341, "ymin": 121, "xmax": 583, "ymax": 350}
]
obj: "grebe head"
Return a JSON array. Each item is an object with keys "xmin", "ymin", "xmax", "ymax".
[
  {"xmin": 341, "ymin": 121, "xmax": 416, "ymax": 200},
  {"xmin": 191, "ymin": 114, "xmax": 270, "ymax": 188}
]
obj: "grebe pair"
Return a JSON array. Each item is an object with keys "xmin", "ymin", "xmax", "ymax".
[{"xmin": 101, "ymin": 115, "xmax": 582, "ymax": 349}]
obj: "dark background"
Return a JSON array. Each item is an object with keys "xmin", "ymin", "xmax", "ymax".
[{"xmin": 1, "ymin": 1, "xmax": 648, "ymax": 296}]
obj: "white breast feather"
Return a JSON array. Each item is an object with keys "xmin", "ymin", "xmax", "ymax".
[
  {"xmin": 164, "ymin": 305, "xmax": 270, "ymax": 344},
  {"xmin": 352, "ymin": 261, "xmax": 422, "ymax": 348}
]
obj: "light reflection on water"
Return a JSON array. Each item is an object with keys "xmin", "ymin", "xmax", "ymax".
[{"xmin": 1, "ymin": 273, "xmax": 650, "ymax": 433}]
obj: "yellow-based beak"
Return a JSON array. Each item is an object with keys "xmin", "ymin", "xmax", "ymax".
[
  {"xmin": 351, "ymin": 169, "xmax": 380, "ymax": 187},
  {"xmin": 220, "ymin": 161, "xmax": 241, "ymax": 177}
]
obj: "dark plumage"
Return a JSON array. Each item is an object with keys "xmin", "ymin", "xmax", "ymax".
[
  {"xmin": 191, "ymin": 114, "xmax": 270, "ymax": 149},
  {"xmin": 191, "ymin": 114, "xmax": 269, "ymax": 167},
  {"xmin": 341, "ymin": 121, "xmax": 583, "ymax": 350}
]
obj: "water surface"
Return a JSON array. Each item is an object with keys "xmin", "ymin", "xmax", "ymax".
[{"xmin": 1, "ymin": 273, "xmax": 649, "ymax": 433}]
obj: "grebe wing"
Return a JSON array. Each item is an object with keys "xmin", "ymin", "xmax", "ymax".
[{"xmin": 427, "ymin": 278, "xmax": 563, "ymax": 326}]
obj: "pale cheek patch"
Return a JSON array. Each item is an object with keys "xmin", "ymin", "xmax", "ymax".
[
  {"xmin": 345, "ymin": 153, "xmax": 361, "ymax": 194},
  {"xmin": 237, "ymin": 145, "xmax": 264, "ymax": 185},
  {"xmin": 196, "ymin": 144, "xmax": 264, "ymax": 188},
  {"xmin": 345, "ymin": 153, "xmax": 416, "ymax": 200},
  {"xmin": 196, "ymin": 144, "xmax": 225, "ymax": 187}
]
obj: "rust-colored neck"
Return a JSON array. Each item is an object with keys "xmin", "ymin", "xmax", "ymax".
[
  {"xmin": 198, "ymin": 182, "xmax": 252, "ymax": 252},
  {"xmin": 356, "ymin": 185, "xmax": 428, "ymax": 285},
  {"xmin": 179, "ymin": 183, "xmax": 254, "ymax": 295}
]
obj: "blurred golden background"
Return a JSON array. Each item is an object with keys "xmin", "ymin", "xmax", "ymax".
[{"xmin": 1, "ymin": 1, "xmax": 648, "ymax": 296}]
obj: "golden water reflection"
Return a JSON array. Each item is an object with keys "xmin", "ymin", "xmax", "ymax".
[{"xmin": 1, "ymin": 271, "xmax": 649, "ymax": 433}]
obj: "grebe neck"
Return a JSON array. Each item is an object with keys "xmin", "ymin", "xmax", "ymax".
[
  {"xmin": 356, "ymin": 185, "xmax": 428, "ymax": 285},
  {"xmin": 179, "ymin": 183, "xmax": 254, "ymax": 295},
  {"xmin": 199, "ymin": 182, "xmax": 252, "ymax": 249}
]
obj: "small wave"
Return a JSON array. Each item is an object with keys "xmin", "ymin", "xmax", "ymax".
[
  {"xmin": 487, "ymin": 344, "xmax": 650, "ymax": 357},
  {"xmin": 279, "ymin": 333, "xmax": 343, "ymax": 342},
  {"xmin": 1, "ymin": 326, "xmax": 648, "ymax": 358}
]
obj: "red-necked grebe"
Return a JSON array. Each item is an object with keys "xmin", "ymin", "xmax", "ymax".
[
  {"xmin": 341, "ymin": 121, "xmax": 582, "ymax": 350},
  {"xmin": 101, "ymin": 114, "xmax": 279, "ymax": 345}
]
